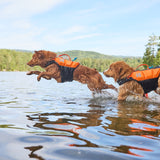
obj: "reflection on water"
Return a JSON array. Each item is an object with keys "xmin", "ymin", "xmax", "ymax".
[
  {"xmin": 25, "ymin": 145, "xmax": 43, "ymax": 160},
  {"xmin": 0, "ymin": 72, "xmax": 160, "ymax": 160}
]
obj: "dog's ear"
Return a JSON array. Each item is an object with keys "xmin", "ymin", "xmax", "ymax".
[
  {"xmin": 35, "ymin": 50, "xmax": 44, "ymax": 59},
  {"xmin": 119, "ymin": 67, "xmax": 124, "ymax": 75},
  {"xmin": 114, "ymin": 62, "xmax": 127, "ymax": 81},
  {"xmin": 118, "ymin": 62, "xmax": 134, "ymax": 79},
  {"xmin": 114, "ymin": 66, "xmax": 122, "ymax": 81},
  {"xmin": 47, "ymin": 51, "xmax": 57, "ymax": 59}
]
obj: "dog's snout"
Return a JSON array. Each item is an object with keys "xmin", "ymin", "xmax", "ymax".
[
  {"xmin": 27, "ymin": 61, "xmax": 31, "ymax": 66},
  {"xmin": 27, "ymin": 60, "xmax": 34, "ymax": 67}
]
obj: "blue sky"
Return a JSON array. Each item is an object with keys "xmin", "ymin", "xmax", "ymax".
[{"xmin": 0, "ymin": 0, "xmax": 160, "ymax": 56}]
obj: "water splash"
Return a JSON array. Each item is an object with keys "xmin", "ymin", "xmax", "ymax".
[
  {"xmin": 146, "ymin": 92, "xmax": 160, "ymax": 104},
  {"xmin": 92, "ymin": 89, "xmax": 118, "ymax": 100}
]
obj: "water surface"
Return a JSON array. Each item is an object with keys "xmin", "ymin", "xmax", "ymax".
[{"xmin": 0, "ymin": 72, "xmax": 160, "ymax": 160}]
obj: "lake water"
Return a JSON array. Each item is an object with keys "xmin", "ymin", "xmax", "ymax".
[{"xmin": 0, "ymin": 72, "xmax": 160, "ymax": 160}]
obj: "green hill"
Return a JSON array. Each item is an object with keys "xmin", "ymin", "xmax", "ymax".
[
  {"xmin": 0, "ymin": 49, "xmax": 142, "ymax": 72},
  {"xmin": 58, "ymin": 50, "xmax": 116, "ymax": 59}
]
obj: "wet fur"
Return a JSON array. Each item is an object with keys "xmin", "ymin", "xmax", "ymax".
[
  {"xmin": 103, "ymin": 61, "xmax": 160, "ymax": 101},
  {"xmin": 27, "ymin": 50, "xmax": 117, "ymax": 93}
]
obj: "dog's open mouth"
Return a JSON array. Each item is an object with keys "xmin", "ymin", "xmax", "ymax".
[{"xmin": 27, "ymin": 63, "xmax": 35, "ymax": 67}]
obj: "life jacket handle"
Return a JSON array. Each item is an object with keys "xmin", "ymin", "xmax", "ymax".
[
  {"xmin": 58, "ymin": 54, "xmax": 71, "ymax": 61},
  {"xmin": 135, "ymin": 64, "xmax": 149, "ymax": 70}
]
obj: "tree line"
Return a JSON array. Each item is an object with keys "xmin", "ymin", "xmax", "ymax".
[
  {"xmin": 143, "ymin": 34, "xmax": 160, "ymax": 67},
  {"xmin": 0, "ymin": 49, "xmax": 41, "ymax": 71},
  {"xmin": 0, "ymin": 49, "xmax": 143, "ymax": 72},
  {"xmin": 79, "ymin": 57, "xmax": 142, "ymax": 72}
]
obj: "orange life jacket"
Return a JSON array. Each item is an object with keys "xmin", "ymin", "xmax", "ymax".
[
  {"xmin": 45, "ymin": 57, "xmax": 80, "ymax": 82},
  {"xmin": 129, "ymin": 67, "xmax": 160, "ymax": 81},
  {"xmin": 117, "ymin": 67, "xmax": 160, "ymax": 94},
  {"xmin": 54, "ymin": 57, "xmax": 80, "ymax": 68}
]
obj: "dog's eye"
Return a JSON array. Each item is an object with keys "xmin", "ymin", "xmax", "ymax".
[{"xmin": 109, "ymin": 67, "xmax": 112, "ymax": 71}]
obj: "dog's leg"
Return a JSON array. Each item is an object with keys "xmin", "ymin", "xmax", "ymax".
[
  {"xmin": 27, "ymin": 71, "xmax": 51, "ymax": 80},
  {"xmin": 37, "ymin": 72, "xmax": 54, "ymax": 81},
  {"xmin": 118, "ymin": 89, "xmax": 144, "ymax": 101},
  {"xmin": 155, "ymin": 88, "xmax": 160, "ymax": 95},
  {"xmin": 27, "ymin": 71, "xmax": 41, "ymax": 75},
  {"xmin": 118, "ymin": 96, "xmax": 127, "ymax": 101},
  {"xmin": 92, "ymin": 91, "xmax": 96, "ymax": 97},
  {"xmin": 155, "ymin": 78, "xmax": 160, "ymax": 95},
  {"xmin": 117, "ymin": 87, "xmax": 129, "ymax": 101},
  {"xmin": 103, "ymin": 84, "xmax": 117, "ymax": 92}
]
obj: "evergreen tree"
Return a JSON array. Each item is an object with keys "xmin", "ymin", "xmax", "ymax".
[
  {"xmin": 143, "ymin": 47, "xmax": 155, "ymax": 67},
  {"xmin": 143, "ymin": 34, "xmax": 160, "ymax": 67},
  {"xmin": 155, "ymin": 50, "xmax": 160, "ymax": 66}
]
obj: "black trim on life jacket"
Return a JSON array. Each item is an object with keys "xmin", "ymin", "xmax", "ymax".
[
  {"xmin": 117, "ymin": 77, "xmax": 133, "ymax": 85},
  {"xmin": 59, "ymin": 66, "xmax": 76, "ymax": 82},
  {"xmin": 137, "ymin": 78, "xmax": 158, "ymax": 94},
  {"xmin": 117, "ymin": 77, "xmax": 158, "ymax": 94},
  {"xmin": 45, "ymin": 60, "xmax": 79, "ymax": 83},
  {"xmin": 45, "ymin": 60, "xmax": 56, "ymax": 67}
]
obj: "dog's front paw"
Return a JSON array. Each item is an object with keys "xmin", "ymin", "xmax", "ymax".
[
  {"xmin": 156, "ymin": 88, "xmax": 160, "ymax": 94},
  {"xmin": 27, "ymin": 71, "xmax": 33, "ymax": 75},
  {"xmin": 37, "ymin": 75, "xmax": 41, "ymax": 81}
]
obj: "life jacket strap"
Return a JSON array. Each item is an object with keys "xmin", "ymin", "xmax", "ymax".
[
  {"xmin": 45, "ymin": 60, "xmax": 56, "ymax": 67},
  {"xmin": 117, "ymin": 77, "xmax": 133, "ymax": 85}
]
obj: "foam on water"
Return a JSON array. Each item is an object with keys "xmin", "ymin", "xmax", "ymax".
[
  {"xmin": 125, "ymin": 91, "xmax": 160, "ymax": 104},
  {"xmin": 93, "ymin": 89, "xmax": 160, "ymax": 104},
  {"xmin": 146, "ymin": 91, "xmax": 160, "ymax": 104},
  {"xmin": 92, "ymin": 89, "xmax": 118, "ymax": 100}
]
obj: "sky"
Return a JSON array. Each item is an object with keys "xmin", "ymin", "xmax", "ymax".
[{"xmin": 0, "ymin": 0, "xmax": 160, "ymax": 57}]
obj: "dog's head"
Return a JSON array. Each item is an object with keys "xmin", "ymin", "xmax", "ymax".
[
  {"xmin": 103, "ymin": 61, "xmax": 134, "ymax": 82},
  {"xmin": 27, "ymin": 50, "xmax": 57, "ymax": 68}
]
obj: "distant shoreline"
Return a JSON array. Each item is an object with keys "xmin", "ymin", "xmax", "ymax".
[{"xmin": 0, "ymin": 49, "xmax": 142, "ymax": 72}]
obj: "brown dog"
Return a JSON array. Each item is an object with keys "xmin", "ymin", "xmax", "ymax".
[
  {"xmin": 27, "ymin": 50, "xmax": 117, "ymax": 94},
  {"xmin": 103, "ymin": 61, "xmax": 160, "ymax": 101}
]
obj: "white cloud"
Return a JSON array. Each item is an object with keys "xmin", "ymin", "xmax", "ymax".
[
  {"xmin": 77, "ymin": 8, "xmax": 97, "ymax": 15},
  {"xmin": 43, "ymin": 34, "xmax": 68, "ymax": 46},
  {"xmin": 89, "ymin": 35, "xmax": 147, "ymax": 57},
  {"xmin": 12, "ymin": 20, "xmax": 32, "ymax": 29},
  {"xmin": 0, "ymin": 31, "xmax": 43, "ymax": 50},
  {"xmin": 0, "ymin": 0, "xmax": 66, "ymax": 19},
  {"xmin": 62, "ymin": 25, "xmax": 86, "ymax": 35},
  {"xmin": 71, "ymin": 33, "xmax": 102, "ymax": 41},
  {"xmin": 99, "ymin": 0, "xmax": 160, "ymax": 19},
  {"xmin": 42, "ymin": 24, "xmax": 102, "ymax": 46},
  {"xmin": 0, "ymin": 0, "xmax": 67, "ymax": 50},
  {"xmin": 43, "ymin": 31, "xmax": 101, "ymax": 46}
]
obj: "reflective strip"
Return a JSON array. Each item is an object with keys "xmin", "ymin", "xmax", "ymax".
[{"xmin": 54, "ymin": 57, "xmax": 80, "ymax": 68}]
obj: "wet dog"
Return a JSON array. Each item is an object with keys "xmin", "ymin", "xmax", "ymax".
[
  {"xmin": 27, "ymin": 50, "xmax": 117, "ymax": 94},
  {"xmin": 103, "ymin": 61, "xmax": 160, "ymax": 101}
]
